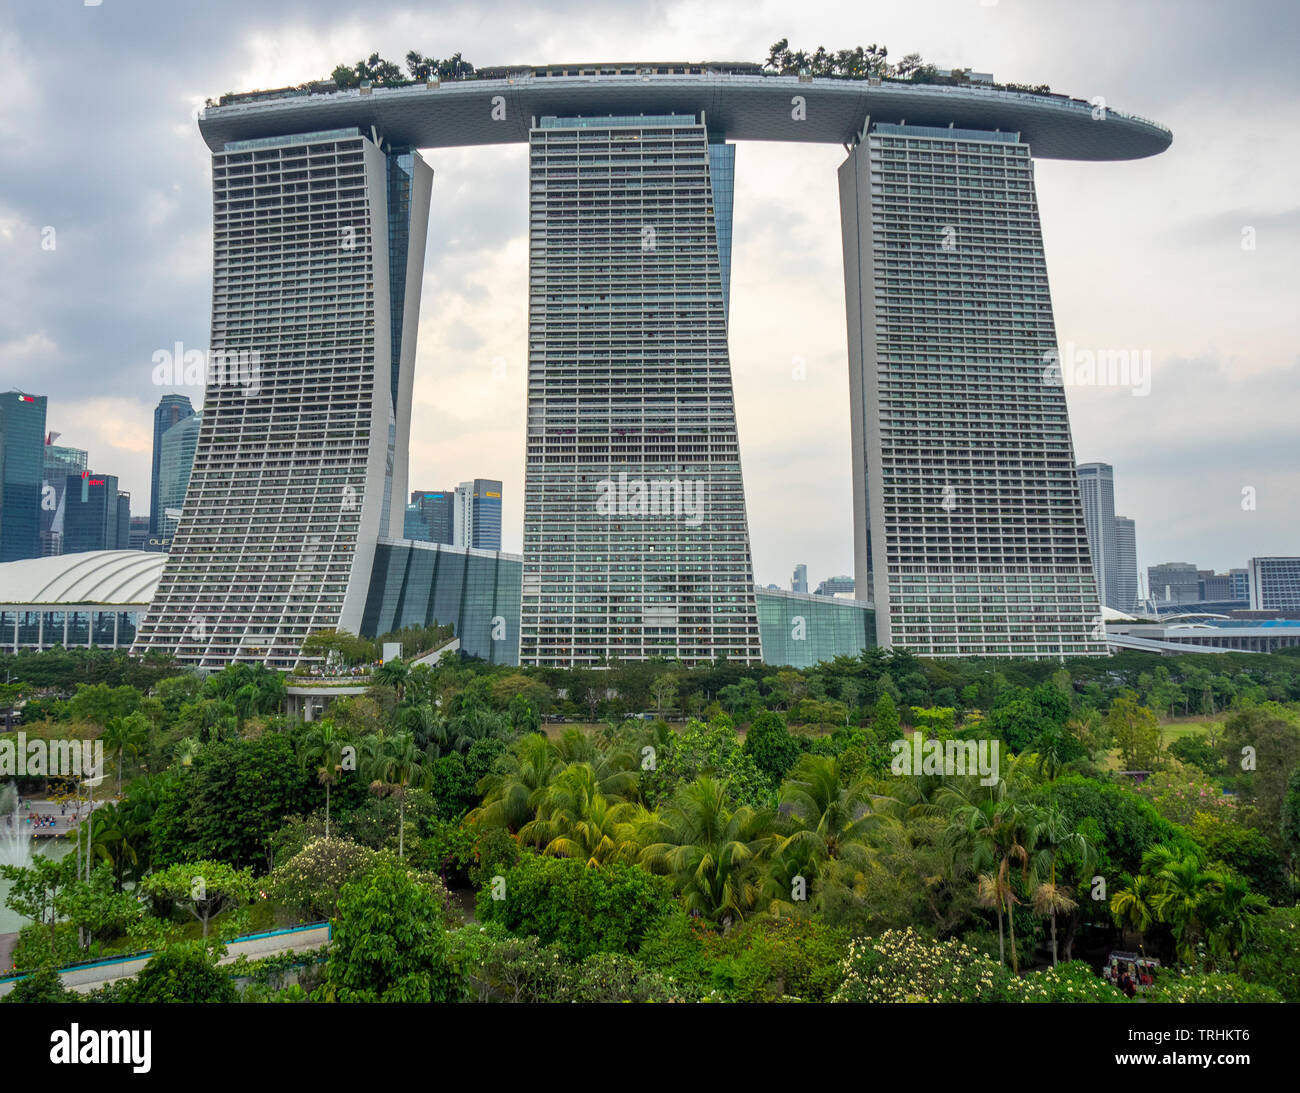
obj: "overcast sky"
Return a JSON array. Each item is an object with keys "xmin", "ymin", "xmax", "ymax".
[{"xmin": 1, "ymin": 0, "xmax": 1296, "ymax": 590}]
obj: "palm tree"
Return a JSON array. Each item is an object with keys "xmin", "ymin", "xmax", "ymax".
[
  {"xmin": 1025, "ymin": 802, "xmax": 1095, "ymax": 965},
  {"xmin": 770, "ymin": 754, "xmax": 877, "ymax": 912},
  {"xmin": 1110, "ymin": 873, "xmax": 1158, "ymax": 954},
  {"xmin": 1147, "ymin": 850, "xmax": 1221, "ymax": 963},
  {"xmin": 472, "ymin": 734, "xmax": 566, "ymax": 831},
  {"xmin": 87, "ymin": 802, "xmax": 147, "ymax": 889},
  {"xmin": 518, "ymin": 764, "xmax": 646, "ymax": 866},
  {"xmin": 366, "ymin": 729, "xmax": 428, "ymax": 857},
  {"xmin": 297, "ymin": 720, "xmax": 350, "ymax": 839},
  {"xmin": 639, "ymin": 776, "xmax": 776, "ymax": 929},
  {"xmin": 1202, "ymin": 871, "xmax": 1268, "ymax": 964},
  {"xmin": 374, "ymin": 658, "xmax": 411, "ymax": 701},
  {"xmin": 976, "ymin": 872, "xmax": 1007, "ymax": 967},
  {"xmin": 946, "ymin": 793, "xmax": 1032, "ymax": 972},
  {"xmin": 102, "ymin": 712, "xmax": 149, "ymax": 796}
]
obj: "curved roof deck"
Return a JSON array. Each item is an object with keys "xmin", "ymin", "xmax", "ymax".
[
  {"xmin": 198, "ymin": 71, "xmax": 1171, "ymax": 161},
  {"xmin": 0, "ymin": 550, "xmax": 166, "ymax": 607}
]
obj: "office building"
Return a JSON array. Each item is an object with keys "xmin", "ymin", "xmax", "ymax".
[
  {"xmin": 64, "ymin": 472, "xmax": 128, "ymax": 554},
  {"xmin": 791, "ymin": 563, "xmax": 808, "ymax": 594},
  {"xmin": 41, "ymin": 436, "xmax": 88, "ymax": 557},
  {"xmin": 128, "ymin": 516, "xmax": 150, "ymax": 551},
  {"xmin": 0, "ymin": 391, "xmax": 47, "ymax": 562},
  {"xmin": 1229, "ymin": 568, "xmax": 1250, "ymax": 602},
  {"xmin": 1148, "ymin": 562, "xmax": 1201, "ymax": 604},
  {"xmin": 1248, "ymin": 557, "xmax": 1300, "ymax": 612},
  {"xmin": 1077, "ymin": 463, "xmax": 1119, "ymax": 610},
  {"xmin": 815, "ymin": 575, "xmax": 855, "ymax": 597},
  {"xmin": 1114, "ymin": 516, "xmax": 1138, "ymax": 614},
  {"xmin": 409, "ymin": 489, "xmax": 455, "ymax": 544},
  {"xmin": 455, "ymin": 478, "xmax": 502, "ymax": 552},
  {"xmin": 149, "ymin": 395, "xmax": 194, "ymax": 539},
  {"xmin": 156, "ymin": 411, "xmax": 201, "ymax": 546}
]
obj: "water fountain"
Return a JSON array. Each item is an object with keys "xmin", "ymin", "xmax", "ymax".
[{"xmin": 0, "ymin": 782, "xmax": 32, "ymax": 869}]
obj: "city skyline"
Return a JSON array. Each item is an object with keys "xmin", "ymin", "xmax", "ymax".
[{"xmin": 0, "ymin": 1, "xmax": 1297, "ymax": 591}]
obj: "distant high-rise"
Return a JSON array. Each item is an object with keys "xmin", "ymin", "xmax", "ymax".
[
  {"xmin": 791, "ymin": 563, "xmax": 808, "ymax": 595},
  {"xmin": 815, "ymin": 575, "xmax": 855, "ymax": 597},
  {"xmin": 1077, "ymin": 463, "xmax": 1119, "ymax": 610},
  {"xmin": 0, "ymin": 391, "xmax": 48, "ymax": 562},
  {"xmin": 1148, "ymin": 562, "xmax": 1200, "ymax": 604},
  {"xmin": 64, "ymin": 472, "xmax": 126, "ymax": 554},
  {"xmin": 842, "ymin": 124, "xmax": 1104, "ymax": 656},
  {"xmin": 1114, "ymin": 516, "xmax": 1138, "ymax": 613},
  {"xmin": 456, "ymin": 478, "xmax": 502, "ymax": 551},
  {"xmin": 1248, "ymin": 557, "xmax": 1300, "ymax": 612},
  {"xmin": 156, "ymin": 412, "xmax": 201, "ymax": 546},
  {"xmin": 41, "ymin": 435, "xmax": 88, "ymax": 557},
  {"xmin": 150, "ymin": 394, "xmax": 194, "ymax": 539},
  {"xmin": 128, "ymin": 515, "xmax": 151, "ymax": 551},
  {"xmin": 409, "ymin": 489, "xmax": 455, "ymax": 544},
  {"xmin": 1229, "ymin": 568, "xmax": 1250, "ymax": 602}
]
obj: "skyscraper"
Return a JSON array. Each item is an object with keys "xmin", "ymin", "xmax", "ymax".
[
  {"xmin": 0, "ymin": 391, "xmax": 47, "ymax": 562},
  {"xmin": 841, "ymin": 124, "xmax": 1104, "ymax": 657},
  {"xmin": 791, "ymin": 563, "xmax": 808, "ymax": 595},
  {"xmin": 1077, "ymin": 463, "xmax": 1119, "ymax": 610},
  {"xmin": 520, "ymin": 114, "xmax": 761, "ymax": 667},
  {"xmin": 64, "ymin": 472, "xmax": 126, "ymax": 554},
  {"xmin": 156, "ymin": 411, "xmax": 201, "ymax": 546},
  {"xmin": 1114, "ymin": 516, "xmax": 1138, "ymax": 614},
  {"xmin": 455, "ymin": 478, "xmax": 502, "ymax": 551},
  {"xmin": 149, "ymin": 394, "xmax": 194, "ymax": 539},
  {"xmin": 41, "ymin": 435, "xmax": 88, "ymax": 556},
  {"xmin": 409, "ymin": 489, "xmax": 455, "ymax": 544},
  {"xmin": 134, "ymin": 128, "xmax": 432, "ymax": 667}
]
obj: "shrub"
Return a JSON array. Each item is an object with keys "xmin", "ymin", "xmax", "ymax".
[
  {"xmin": 476, "ymin": 855, "xmax": 675, "ymax": 960},
  {"xmin": 742, "ymin": 711, "xmax": 801, "ymax": 785},
  {"xmin": 832, "ymin": 927, "xmax": 1013, "ymax": 1002},
  {"xmin": 1235, "ymin": 908, "xmax": 1300, "ymax": 1002},
  {"xmin": 1147, "ymin": 972, "xmax": 1283, "ymax": 1003},
  {"xmin": 320, "ymin": 857, "xmax": 461, "ymax": 1002},
  {"xmin": 265, "ymin": 837, "xmax": 377, "ymax": 921},
  {"xmin": 447, "ymin": 923, "xmax": 569, "ymax": 1003},
  {"xmin": 2, "ymin": 965, "xmax": 72, "ymax": 1004},
  {"xmin": 1009, "ymin": 961, "xmax": 1125, "ymax": 1003},
  {"xmin": 125, "ymin": 943, "xmax": 238, "ymax": 1003},
  {"xmin": 568, "ymin": 952, "xmax": 682, "ymax": 1002},
  {"xmin": 706, "ymin": 917, "xmax": 849, "ymax": 1002}
]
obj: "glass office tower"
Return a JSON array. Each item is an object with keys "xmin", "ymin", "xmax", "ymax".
[
  {"xmin": 149, "ymin": 395, "xmax": 194, "ymax": 538},
  {"xmin": 840, "ymin": 122, "xmax": 1104, "ymax": 657},
  {"xmin": 157, "ymin": 412, "xmax": 201, "ymax": 545},
  {"xmin": 521, "ymin": 114, "xmax": 761, "ymax": 666},
  {"xmin": 134, "ymin": 128, "xmax": 432, "ymax": 668},
  {"xmin": 0, "ymin": 391, "xmax": 47, "ymax": 562},
  {"xmin": 41, "ymin": 439, "xmax": 87, "ymax": 556}
]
